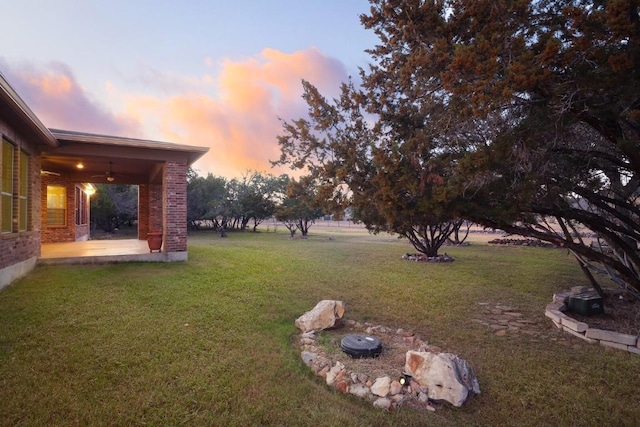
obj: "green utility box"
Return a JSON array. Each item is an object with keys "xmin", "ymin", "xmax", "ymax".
[{"xmin": 567, "ymin": 293, "xmax": 604, "ymax": 316}]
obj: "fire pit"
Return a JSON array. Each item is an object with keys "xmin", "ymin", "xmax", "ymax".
[{"xmin": 340, "ymin": 334, "xmax": 382, "ymax": 358}]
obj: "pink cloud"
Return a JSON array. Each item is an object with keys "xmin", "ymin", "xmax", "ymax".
[
  {"xmin": 0, "ymin": 47, "xmax": 349, "ymax": 178},
  {"xmin": 0, "ymin": 59, "xmax": 142, "ymax": 137},
  {"xmin": 126, "ymin": 47, "xmax": 348, "ymax": 178}
]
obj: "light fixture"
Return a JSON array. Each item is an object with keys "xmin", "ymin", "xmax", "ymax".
[
  {"xmin": 83, "ymin": 183, "xmax": 96, "ymax": 196},
  {"xmin": 106, "ymin": 161, "xmax": 115, "ymax": 182},
  {"xmin": 399, "ymin": 372, "xmax": 412, "ymax": 387},
  {"xmin": 76, "ymin": 162, "xmax": 84, "ymax": 169}
]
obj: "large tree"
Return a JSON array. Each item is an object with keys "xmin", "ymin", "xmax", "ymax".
[
  {"xmin": 359, "ymin": 0, "xmax": 640, "ymax": 293},
  {"xmin": 278, "ymin": 0, "xmax": 640, "ymax": 292},
  {"xmin": 275, "ymin": 80, "xmax": 462, "ymax": 256},
  {"xmin": 187, "ymin": 173, "xmax": 229, "ymax": 230},
  {"xmin": 274, "ymin": 175, "xmax": 324, "ymax": 237},
  {"xmin": 233, "ymin": 171, "xmax": 289, "ymax": 232}
]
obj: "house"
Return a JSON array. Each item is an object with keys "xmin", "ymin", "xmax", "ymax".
[{"xmin": 0, "ymin": 72, "xmax": 209, "ymax": 290}]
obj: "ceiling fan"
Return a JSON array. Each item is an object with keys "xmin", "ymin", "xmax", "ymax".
[{"xmin": 92, "ymin": 161, "xmax": 117, "ymax": 182}]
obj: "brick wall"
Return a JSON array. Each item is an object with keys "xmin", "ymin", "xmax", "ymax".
[
  {"xmin": 139, "ymin": 163, "xmax": 187, "ymax": 252},
  {"xmin": 40, "ymin": 175, "xmax": 79, "ymax": 243},
  {"xmin": 138, "ymin": 184, "xmax": 149, "ymax": 239},
  {"xmin": 163, "ymin": 161, "xmax": 187, "ymax": 252},
  {"xmin": 75, "ymin": 224, "xmax": 89, "ymax": 240},
  {"xmin": 0, "ymin": 117, "xmax": 43, "ymax": 269},
  {"xmin": 150, "ymin": 184, "xmax": 163, "ymax": 231},
  {"xmin": 139, "ymin": 183, "xmax": 163, "ymax": 241}
]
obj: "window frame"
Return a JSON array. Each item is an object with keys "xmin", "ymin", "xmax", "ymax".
[
  {"xmin": 46, "ymin": 185, "xmax": 67, "ymax": 227},
  {"xmin": 18, "ymin": 150, "xmax": 28, "ymax": 232},
  {"xmin": 2, "ymin": 139, "xmax": 14, "ymax": 234},
  {"xmin": 75, "ymin": 185, "xmax": 88, "ymax": 226}
]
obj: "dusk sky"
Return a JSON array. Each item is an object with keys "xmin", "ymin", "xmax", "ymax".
[{"xmin": 1, "ymin": 1, "xmax": 378, "ymax": 178}]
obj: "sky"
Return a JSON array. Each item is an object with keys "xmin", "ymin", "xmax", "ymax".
[{"xmin": 1, "ymin": 0, "xmax": 378, "ymax": 178}]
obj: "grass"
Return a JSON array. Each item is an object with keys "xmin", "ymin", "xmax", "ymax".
[{"xmin": 1, "ymin": 227, "xmax": 639, "ymax": 426}]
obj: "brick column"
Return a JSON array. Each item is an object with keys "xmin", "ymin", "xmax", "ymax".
[
  {"xmin": 138, "ymin": 184, "xmax": 163, "ymax": 240},
  {"xmin": 162, "ymin": 161, "xmax": 187, "ymax": 252},
  {"xmin": 150, "ymin": 184, "xmax": 163, "ymax": 231},
  {"xmin": 138, "ymin": 184, "xmax": 149, "ymax": 240}
]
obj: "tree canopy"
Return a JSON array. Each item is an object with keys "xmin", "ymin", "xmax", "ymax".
[
  {"xmin": 274, "ymin": 175, "xmax": 324, "ymax": 237},
  {"xmin": 90, "ymin": 184, "xmax": 138, "ymax": 233},
  {"xmin": 276, "ymin": 0, "xmax": 640, "ymax": 293},
  {"xmin": 187, "ymin": 170, "xmax": 289, "ymax": 232}
]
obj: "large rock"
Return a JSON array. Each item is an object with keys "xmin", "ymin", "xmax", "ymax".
[
  {"xmin": 295, "ymin": 300, "xmax": 345, "ymax": 332},
  {"xmin": 370, "ymin": 376, "xmax": 391, "ymax": 397},
  {"xmin": 404, "ymin": 351, "xmax": 480, "ymax": 407}
]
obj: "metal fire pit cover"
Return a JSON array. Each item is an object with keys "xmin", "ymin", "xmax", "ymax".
[{"xmin": 341, "ymin": 334, "xmax": 382, "ymax": 358}]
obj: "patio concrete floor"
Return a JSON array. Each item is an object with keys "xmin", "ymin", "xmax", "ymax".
[{"xmin": 38, "ymin": 239, "xmax": 175, "ymax": 265}]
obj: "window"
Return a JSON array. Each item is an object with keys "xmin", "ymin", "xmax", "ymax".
[
  {"xmin": 47, "ymin": 185, "xmax": 66, "ymax": 226},
  {"xmin": 75, "ymin": 186, "xmax": 88, "ymax": 225},
  {"xmin": 2, "ymin": 140, "xmax": 13, "ymax": 233},
  {"xmin": 19, "ymin": 151, "xmax": 28, "ymax": 231},
  {"xmin": 1, "ymin": 139, "xmax": 30, "ymax": 233}
]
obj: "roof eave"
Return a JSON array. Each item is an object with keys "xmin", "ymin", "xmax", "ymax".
[
  {"xmin": 50, "ymin": 129, "xmax": 209, "ymax": 166},
  {"xmin": 0, "ymin": 74, "xmax": 58, "ymax": 147}
]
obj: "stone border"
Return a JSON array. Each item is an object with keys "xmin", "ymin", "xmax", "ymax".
[
  {"xmin": 401, "ymin": 253, "xmax": 454, "ymax": 263},
  {"xmin": 545, "ymin": 287, "xmax": 640, "ymax": 355},
  {"xmin": 297, "ymin": 320, "xmax": 481, "ymax": 411},
  {"xmin": 298, "ymin": 323, "xmax": 438, "ymax": 412}
]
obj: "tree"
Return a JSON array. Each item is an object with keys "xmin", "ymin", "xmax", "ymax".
[
  {"xmin": 90, "ymin": 185, "xmax": 117, "ymax": 232},
  {"xmin": 187, "ymin": 170, "xmax": 290, "ymax": 234},
  {"xmin": 274, "ymin": 175, "xmax": 324, "ymax": 237},
  {"xmin": 275, "ymin": 79, "xmax": 462, "ymax": 256},
  {"xmin": 448, "ymin": 219, "xmax": 471, "ymax": 246},
  {"xmin": 187, "ymin": 173, "xmax": 229, "ymax": 231},
  {"xmin": 277, "ymin": 0, "xmax": 640, "ymax": 292},
  {"xmin": 233, "ymin": 171, "xmax": 289, "ymax": 232},
  {"xmin": 357, "ymin": 0, "xmax": 640, "ymax": 293},
  {"xmin": 90, "ymin": 184, "xmax": 137, "ymax": 233},
  {"xmin": 274, "ymin": 197, "xmax": 302, "ymax": 238},
  {"xmin": 108, "ymin": 184, "xmax": 138, "ymax": 228}
]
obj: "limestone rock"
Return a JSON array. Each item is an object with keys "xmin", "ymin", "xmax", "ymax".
[
  {"xmin": 404, "ymin": 351, "xmax": 480, "ymax": 407},
  {"xmin": 295, "ymin": 300, "xmax": 345, "ymax": 332},
  {"xmin": 389, "ymin": 379, "xmax": 403, "ymax": 396},
  {"xmin": 310, "ymin": 355, "xmax": 331, "ymax": 375},
  {"xmin": 318, "ymin": 366, "xmax": 330, "ymax": 378},
  {"xmin": 391, "ymin": 393, "xmax": 405, "ymax": 404},
  {"xmin": 326, "ymin": 361, "xmax": 345, "ymax": 386},
  {"xmin": 371, "ymin": 376, "xmax": 391, "ymax": 397},
  {"xmin": 349, "ymin": 383, "xmax": 370, "ymax": 398},
  {"xmin": 335, "ymin": 379, "xmax": 349, "ymax": 394},
  {"xmin": 301, "ymin": 331, "xmax": 317, "ymax": 340},
  {"xmin": 300, "ymin": 351, "xmax": 317, "ymax": 367}
]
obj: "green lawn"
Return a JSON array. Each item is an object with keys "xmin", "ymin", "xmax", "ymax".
[{"xmin": 1, "ymin": 228, "xmax": 638, "ymax": 426}]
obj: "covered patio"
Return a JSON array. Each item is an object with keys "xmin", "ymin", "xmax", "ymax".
[
  {"xmin": 38, "ymin": 239, "xmax": 181, "ymax": 265},
  {"xmin": 0, "ymin": 72, "xmax": 210, "ymax": 288},
  {"xmin": 39, "ymin": 129, "xmax": 208, "ymax": 261}
]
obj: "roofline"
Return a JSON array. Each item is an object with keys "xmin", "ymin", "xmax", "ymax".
[
  {"xmin": 0, "ymin": 73, "xmax": 58, "ymax": 147},
  {"xmin": 50, "ymin": 129, "xmax": 209, "ymax": 165}
]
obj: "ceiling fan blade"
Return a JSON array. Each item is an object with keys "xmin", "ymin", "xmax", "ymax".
[{"xmin": 89, "ymin": 161, "xmax": 117, "ymax": 181}]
